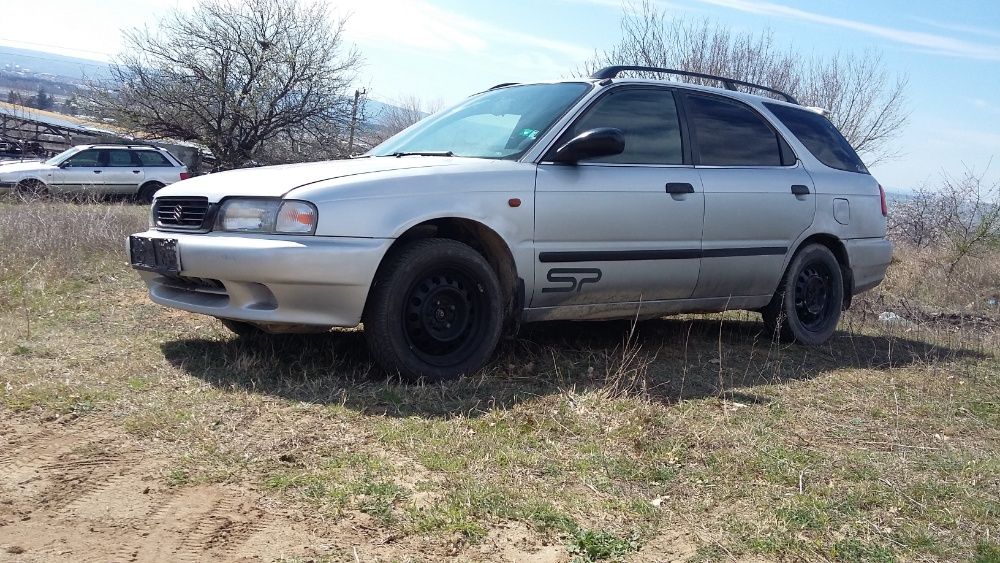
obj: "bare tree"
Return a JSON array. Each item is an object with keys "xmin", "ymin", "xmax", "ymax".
[
  {"xmin": 87, "ymin": 0, "xmax": 361, "ymax": 170},
  {"xmin": 887, "ymin": 185, "xmax": 949, "ymax": 248},
  {"xmin": 938, "ymin": 165, "xmax": 1000, "ymax": 272},
  {"xmin": 889, "ymin": 164, "xmax": 1000, "ymax": 273},
  {"xmin": 584, "ymin": 1, "xmax": 909, "ymax": 165},
  {"xmin": 367, "ymin": 95, "xmax": 445, "ymax": 145}
]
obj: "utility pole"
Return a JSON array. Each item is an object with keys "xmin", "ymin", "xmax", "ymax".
[{"xmin": 348, "ymin": 88, "xmax": 366, "ymax": 156}]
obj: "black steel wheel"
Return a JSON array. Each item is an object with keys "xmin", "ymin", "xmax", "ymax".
[
  {"xmin": 364, "ymin": 238, "xmax": 503, "ymax": 382},
  {"xmin": 762, "ymin": 244, "xmax": 844, "ymax": 345}
]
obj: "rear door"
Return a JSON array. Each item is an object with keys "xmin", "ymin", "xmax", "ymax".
[
  {"xmin": 682, "ymin": 92, "xmax": 816, "ymax": 299},
  {"xmin": 532, "ymin": 86, "xmax": 704, "ymax": 308},
  {"xmin": 102, "ymin": 149, "xmax": 144, "ymax": 194}
]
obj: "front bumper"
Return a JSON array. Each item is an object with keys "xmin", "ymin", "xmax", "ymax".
[
  {"xmin": 846, "ymin": 237, "xmax": 893, "ymax": 294},
  {"xmin": 0, "ymin": 180, "xmax": 15, "ymax": 190},
  {"xmin": 128, "ymin": 230, "xmax": 392, "ymax": 328}
]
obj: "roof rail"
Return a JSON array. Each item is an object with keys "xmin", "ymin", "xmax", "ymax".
[
  {"xmin": 488, "ymin": 82, "xmax": 518, "ymax": 90},
  {"xmin": 591, "ymin": 66, "xmax": 799, "ymax": 105},
  {"xmin": 92, "ymin": 142, "xmax": 162, "ymax": 149}
]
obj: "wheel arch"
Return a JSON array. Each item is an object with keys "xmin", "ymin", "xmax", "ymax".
[
  {"xmin": 15, "ymin": 177, "xmax": 47, "ymax": 188},
  {"xmin": 375, "ymin": 217, "xmax": 523, "ymax": 332}
]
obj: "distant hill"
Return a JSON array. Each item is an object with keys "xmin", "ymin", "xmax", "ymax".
[
  {"xmin": 0, "ymin": 47, "xmax": 412, "ymax": 127},
  {"xmin": 0, "ymin": 46, "xmax": 112, "ymax": 81}
]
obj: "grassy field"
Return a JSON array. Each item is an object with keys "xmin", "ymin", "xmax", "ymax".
[{"xmin": 1, "ymin": 201, "xmax": 998, "ymax": 562}]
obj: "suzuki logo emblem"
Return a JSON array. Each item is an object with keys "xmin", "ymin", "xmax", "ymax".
[{"xmin": 171, "ymin": 205, "xmax": 184, "ymax": 222}]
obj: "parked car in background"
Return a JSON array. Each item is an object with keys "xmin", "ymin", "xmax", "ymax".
[
  {"xmin": 128, "ymin": 66, "xmax": 892, "ymax": 382},
  {"xmin": 0, "ymin": 143, "xmax": 190, "ymax": 202}
]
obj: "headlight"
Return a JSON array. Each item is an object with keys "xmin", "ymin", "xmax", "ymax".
[{"xmin": 216, "ymin": 198, "xmax": 317, "ymax": 234}]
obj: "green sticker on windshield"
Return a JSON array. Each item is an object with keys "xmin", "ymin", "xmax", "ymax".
[{"xmin": 521, "ymin": 128, "xmax": 539, "ymax": 139}]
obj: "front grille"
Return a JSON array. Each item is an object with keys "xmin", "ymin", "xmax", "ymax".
[{"xmin": 154, "ymin": 197, "xmax": 212, "ymax": 231}]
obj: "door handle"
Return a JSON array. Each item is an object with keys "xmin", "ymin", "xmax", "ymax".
[
  {"xmin": 93, "ymin": 170, "xmax": 102, "ymax": 174},
  {"xmin": 132, "ymin": 170, "xmax": 141, "ymax": 174},
  {"xmin": 666, "ymin": 182, "xmax": 695, "ymax": 194},
  {"xmin": 791, "ymin": 184, "xmax": 810, "ymax": 195}
]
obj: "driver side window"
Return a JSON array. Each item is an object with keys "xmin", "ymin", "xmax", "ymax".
[
  {"xmin": 565, "ymin": 88, "xmax": 684, "ymax": 165},
  {"xmin": 63, "ymin": 149, "xmax": 102, "ymax": 167}
]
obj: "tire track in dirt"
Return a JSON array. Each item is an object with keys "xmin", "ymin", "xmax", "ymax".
[
  {"xmin": 0, "ymin": 424, "xmax": 112, "ymax": 509},
  {"xmin": 3, "ymin": 420, "xmax": 349, "ymax": 562},
  {"xmin": 106, "ymin": 485, "xmax": 276, "ymax": 562}
]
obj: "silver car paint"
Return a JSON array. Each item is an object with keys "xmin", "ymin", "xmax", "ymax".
[{"xmin": 131, "ymin": 79, "xmax": 892, "ymax": 329}]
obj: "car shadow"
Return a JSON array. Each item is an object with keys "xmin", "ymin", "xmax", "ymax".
[{"xmin": 162, "ymin": 314, "xmax": 990, "ymax": 419}]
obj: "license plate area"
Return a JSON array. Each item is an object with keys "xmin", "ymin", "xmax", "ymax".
[{"xmin": 129, "ymin": 236, "xmax": 181, "ymax": 274}]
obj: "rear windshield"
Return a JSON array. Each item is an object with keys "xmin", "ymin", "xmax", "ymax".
[{"xmin": 764, "ymin": 103, "xmax": 868, "ymax": 174}]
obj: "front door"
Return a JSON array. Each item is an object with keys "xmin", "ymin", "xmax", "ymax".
[
  {"xmin": 51, "ymin": 148, "xmax": 104, "ymax": 194},
  {"xmin": 532, "ymin": 87, "xmax": 704, "ymax": 308}
]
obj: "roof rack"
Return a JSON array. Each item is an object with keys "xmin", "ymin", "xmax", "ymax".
[
  {"xmin": 488, "ymin": 82, "xmax": 518, "ymax": 90},
  {"xmin": 91, "ymin": 142, "xmax": 162, "ymax": 149},
  {"xmin": 591, "ymin": 66, "xmax": 799, "ymax": 105}
]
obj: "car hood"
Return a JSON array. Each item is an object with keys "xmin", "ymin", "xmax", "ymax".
[
  {"xmin": 0, "ymin": 161, "xmax": 53, "ymax": 175},
  {"xmin": 154, "ymin": 157, "xmax": 470, "ymax": 202}
]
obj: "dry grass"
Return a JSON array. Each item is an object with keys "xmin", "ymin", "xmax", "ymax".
[{"xmin": 1, "ymin": 200, "xmax": 998, "ymax": 562}]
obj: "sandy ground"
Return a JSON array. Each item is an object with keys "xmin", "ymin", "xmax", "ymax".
[{"xmin": 0, "ymin": 417, "xmax": 607, "ymax": 562}]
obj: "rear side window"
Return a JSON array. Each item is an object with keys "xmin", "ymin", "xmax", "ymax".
[
  {"xmin": 136, "ymin": 150, "xmax": 174, "ymax": 167},
  {"xmin": 564, "ymin": 88, "xmax": 684, "ymax": 165},
  {"xmin": 685, "ymin": 94, "xmax": 782, "ymax": 166},
  {"xmin": 764, "ymin": 103, "xmax": 868, "ymax": 174},
  {"xmin": 108, "ymin": 149, "xmax": 136, "ymax": 167}
]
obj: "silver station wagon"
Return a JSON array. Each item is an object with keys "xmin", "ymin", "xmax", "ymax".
[
  {"xmin": 128, "ymin": 66, "xmax": 893, "ymax": 381},
  {"xmin": 0, "ymin": 143, "xmax": 189, "ymax": 202}
]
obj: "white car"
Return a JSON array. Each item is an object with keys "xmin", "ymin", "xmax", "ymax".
[
  {"xmin": 0, "ymin": 144, "xmax": 190, "ymax": 202},
  {"xmin": 129, "ymin": 66, "xmax": 892, "ymax": 381}
]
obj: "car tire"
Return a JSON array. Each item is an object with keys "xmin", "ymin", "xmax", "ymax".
[
  {"xmin": 363, "ymin": 238, "xmax": 504, "ymax": 383},
  {"xmin": 761, "ymin": 243, "xmax": 844, "ymax": 345},
  {"xmin": 14, "ymin": 179, "xmax": 47, "ymax": 202},
  {"xmin": 137, "ymin": 182, "xmax": 165, "ymax": 204}
]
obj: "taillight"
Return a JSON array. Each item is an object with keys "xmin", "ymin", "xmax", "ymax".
[
  {"xmin": 179, "ymin": 171, "xmax": 191, "ymax": 181},
  {"xmin": 878, "ymin": 184, "xmax": 888, "ymax": 217}
]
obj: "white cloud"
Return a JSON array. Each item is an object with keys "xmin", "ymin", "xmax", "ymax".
[
  {"xmin": 332, "ymin": 0, "xmax": 591, "ymax": 60},
  {"xmin": 694, "ymin": 0, "xmax": 1000, "ymax": 61},
  {"xmin": 910, "ymin": 17, "xmax": 1000, "ymax": 41}
]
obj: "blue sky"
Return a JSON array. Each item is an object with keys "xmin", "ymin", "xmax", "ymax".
[{"xmin": 1, "ymin": 0, "xmax": 997, "ymax": 190}]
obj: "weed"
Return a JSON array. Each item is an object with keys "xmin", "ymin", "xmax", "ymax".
[
  {"xmin": 568, "ymin": 528, "xmax": 639, "ymax": 562},
  {"xmin": 974, "ymin": 541, "xmax": 1000, "ymax": 563}
]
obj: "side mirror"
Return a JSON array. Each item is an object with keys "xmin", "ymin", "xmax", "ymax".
[
  {"xmin": 551, "ymin": 128, "xmax": 625, "ymax": 164},
  {"xmin": 58, "ymin": 161, "xmax": 70, "ymax": 168}
]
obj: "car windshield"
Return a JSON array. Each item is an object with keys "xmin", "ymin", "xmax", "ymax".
[
  {"xmin": 369, "ymin": 82, "xmax": 592, "ymax": 160},
  {"xmin": 45, "ymin": 146, "xmax": 85, "ymax": 166}
]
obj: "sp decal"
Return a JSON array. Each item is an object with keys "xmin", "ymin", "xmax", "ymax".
[{"xmin": 542, "ymin": 268, "xmax": 603, "ymax": 293}]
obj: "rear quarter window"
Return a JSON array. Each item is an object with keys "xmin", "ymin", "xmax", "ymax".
[
  {"xmin": 764, "ymin": 103, "xmax": 868, "ymax": 174},
  {"xmin": 136, "ymin": 150, "xmax": 174, "ymax": 167}
]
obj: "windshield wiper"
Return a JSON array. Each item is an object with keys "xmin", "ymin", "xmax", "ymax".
[{"xmin": 390, "ymin": 151, "xmax": 455, "ymax": 158}]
